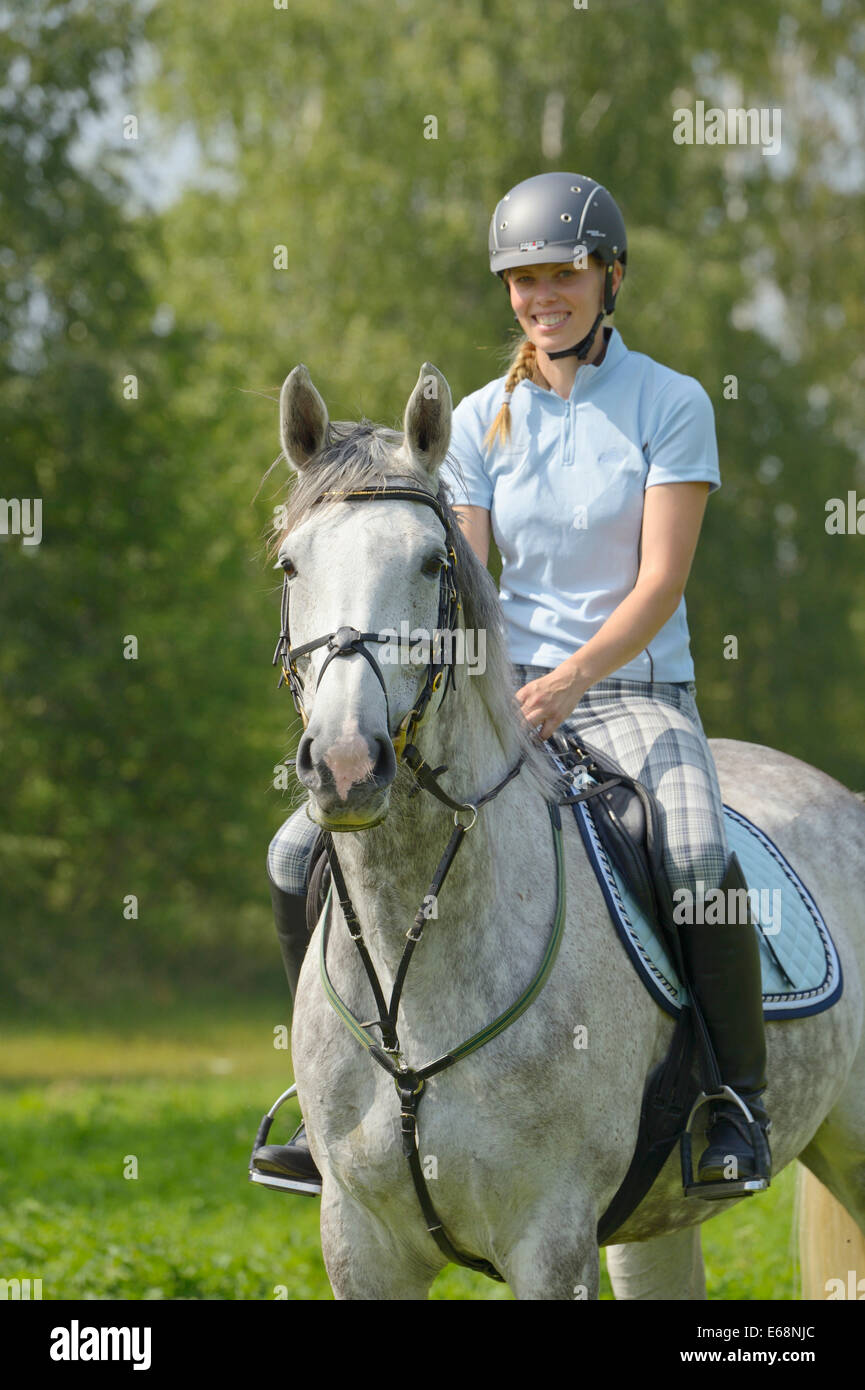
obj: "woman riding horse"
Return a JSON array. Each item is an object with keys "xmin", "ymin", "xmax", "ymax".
[{"xmin": 252, "ymin": 171, "xmax": 772, "ymax": 1198}]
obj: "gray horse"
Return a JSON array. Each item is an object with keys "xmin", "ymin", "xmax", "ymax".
[{"xmin": 274, "ymin": 361, "xmax": 865, "ymax": 1299}]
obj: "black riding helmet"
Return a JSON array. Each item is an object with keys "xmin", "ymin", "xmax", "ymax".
[{"xmin": 489, "ymin": 172, "xmax": 627, "ymax": 359}]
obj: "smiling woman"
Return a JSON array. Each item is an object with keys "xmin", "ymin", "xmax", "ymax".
[{"xmin": 436, "ymin": 169, "xmax": 772, "ymax": 1196}]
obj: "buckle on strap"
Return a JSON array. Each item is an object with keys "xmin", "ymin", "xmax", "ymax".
[
  {"xmin": 394, "ymin": 1070, "xmax": 425, "ymax": 1102},
  {"xmin": 395, "ymin": 1072, "xmax": 425, "ymax": 1156},
  {"xmin": 392, "ymin": 710, "xmax": 416, "ymax": 764}
]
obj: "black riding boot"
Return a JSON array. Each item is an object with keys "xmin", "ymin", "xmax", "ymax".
[
  {"xmin": 249, "ymin": 873, "xmax": 323, "ymax": 1194},
  {"xmin": 679, "ymin": 851, "xmax": 772, "ymax": 1189}
]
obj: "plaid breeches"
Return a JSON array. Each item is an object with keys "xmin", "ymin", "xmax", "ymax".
[{"xmin": 267, "ymin": 667, "xmax": 730, "ymax": 898}]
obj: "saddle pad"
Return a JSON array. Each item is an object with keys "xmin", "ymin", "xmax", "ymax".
[{"xmin": 571, "ymin": 801, "xmax": 843, "ymax": 1020}]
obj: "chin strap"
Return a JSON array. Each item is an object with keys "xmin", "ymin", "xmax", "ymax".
[{"xmin": 546, "ymin": 309, "xmax": 605, "ymax": 361}]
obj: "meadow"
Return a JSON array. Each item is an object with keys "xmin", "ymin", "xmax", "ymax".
[{"xmin": 0, "ymin": 998, "xmax": 801, "ymax": 1302}]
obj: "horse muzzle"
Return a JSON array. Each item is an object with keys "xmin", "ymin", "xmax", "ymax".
[{"xmin": 294, "ymin": 724, "xmax": 396, "ymax": 828}]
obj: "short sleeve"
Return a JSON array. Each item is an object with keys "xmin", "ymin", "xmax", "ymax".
[
  {"xmin": 644, "ymin": 376, "xmax": 721, "ymax": 495},
  {"xmin": 439, "ymin": 397, "xmax": 494, "ymax": 509}
]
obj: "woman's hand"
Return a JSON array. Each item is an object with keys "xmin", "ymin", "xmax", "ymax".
[{"xmin": 514, "ymin": 660, "xmax": 592, "ymax": 741}]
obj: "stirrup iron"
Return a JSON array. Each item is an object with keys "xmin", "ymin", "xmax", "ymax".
[
  {"xmin": 680, "ymin": 1084, "xmax": 771, "ymax": 1200},
  {"xmin": 248, "ymin": 1084, "xmax": 319, "ymax": 1195}
]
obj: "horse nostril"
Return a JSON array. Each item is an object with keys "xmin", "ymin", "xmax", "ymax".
[
  {"xmin": 373, "ymin": 735, "xmax": 396, "ymax": 786},
  {"xmin": 295, "ymin": 731, "xmax": 315, "ymax": 784}
]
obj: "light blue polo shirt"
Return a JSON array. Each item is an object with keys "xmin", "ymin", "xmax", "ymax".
[{"xmin": 438, "ymin": 327, "xmax": 720, "ymax": 682}]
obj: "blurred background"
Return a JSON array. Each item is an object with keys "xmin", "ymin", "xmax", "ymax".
[{"xmin": 1, "ymin": 0, "xmax": 863, "ymax": 1300}]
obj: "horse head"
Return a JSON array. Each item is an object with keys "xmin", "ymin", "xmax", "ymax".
[{"xmin": 274, "ymin": 362, "xmax": 456, "ymax": 831}]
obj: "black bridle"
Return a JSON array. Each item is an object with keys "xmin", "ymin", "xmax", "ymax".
[{"xmin": 272, "ymin": 481, "xmax": 461, "ymax": 763}]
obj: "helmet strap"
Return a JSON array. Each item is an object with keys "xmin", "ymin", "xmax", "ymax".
[{"xmin": 546, "ymin": 309, "xmax": 605, "ymax": 361}]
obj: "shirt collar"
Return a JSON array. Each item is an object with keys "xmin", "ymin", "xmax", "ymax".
[
  {"xmin": 522, "ymin": 326, "xmax": 626, "ymax": 404},
  {"xmin": 568, "ymin": 325, "xmax": 626, "ymax": 397}
]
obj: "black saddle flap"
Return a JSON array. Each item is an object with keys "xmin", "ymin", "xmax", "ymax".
[
  {"xmin": 550, "ymin": 732, "xmax": 676, "ymax": 950},
  {"xmin": 591, "ymin": 782, "xmax": 659, "ymax": 927}
]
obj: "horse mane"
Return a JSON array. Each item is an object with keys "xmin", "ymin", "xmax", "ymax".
[{"xmin": 269, "ymin": 421, "xmax": 562, "ymax": 802}]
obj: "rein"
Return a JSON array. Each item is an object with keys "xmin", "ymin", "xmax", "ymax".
[{"xmin": 275, "ymin": 480, "xmax": 567, "ymax": 1283}]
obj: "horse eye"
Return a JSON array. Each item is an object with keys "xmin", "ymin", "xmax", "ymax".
[
  {"xmin": 422, "ymin": 553, "xmax": 446, "ymax": 577},
  {"xmin": 281, "ymin": 558, "xmax": 297, "ymax": 578}
]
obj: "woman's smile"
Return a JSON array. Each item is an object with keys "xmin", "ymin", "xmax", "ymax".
[{"xmin": 533, "ymin": 310, "xmax": 571, "ymax": 331}]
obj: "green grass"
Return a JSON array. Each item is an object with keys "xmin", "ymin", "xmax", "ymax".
[{"xmin": 0, "ymin": 1006, "xmax": 799, "ymax": 1300}]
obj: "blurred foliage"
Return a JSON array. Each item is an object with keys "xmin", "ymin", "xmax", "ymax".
[{"xmin": 2, "ymin": 0, "xmax": 865, "ymax": 1009}]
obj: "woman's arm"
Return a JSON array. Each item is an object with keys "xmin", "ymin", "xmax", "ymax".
[
  {"xmin": 516, "ymin": 480, "xmax": 711, "ymax": 738},
  {"xmin": 452, "ymin": 504, "xmax": 491, "ymax": 567},
  {"xmin": 570, "ymin": 479, "xmax": 710, "ymax": 685}
]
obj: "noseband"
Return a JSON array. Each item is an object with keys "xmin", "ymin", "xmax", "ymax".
[{"xmin": 272, "ymin": 482, "xmax": 460, "ymax": 761}]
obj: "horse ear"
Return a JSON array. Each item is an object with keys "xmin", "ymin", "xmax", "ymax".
[
  {"xmin": 403, "ymin": 363, "xmax": 452, "ymax": 477},
  {"xmin": 280, "ymin": 364, "xmax": 330, "ymax": 471}
]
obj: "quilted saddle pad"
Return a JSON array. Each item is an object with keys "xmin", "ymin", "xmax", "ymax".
[{"xmin": 570, "ymin": 800, "xmax": 843, "ymax": 1021}]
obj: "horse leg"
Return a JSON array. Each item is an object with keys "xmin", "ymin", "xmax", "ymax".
[
  {"xmin": 499, "ymin": 1199, "xmax": 600, "ymax": 1300},
  {"xmin": 803, "ymin": 1021, "xmax": 865, "ymax": 1210},
  {"xmin": 799, "ymin": 1132, "xmax": 865, "ymax": 1236},
  {"xmin": 320, "ymin": 1187, "xmax": 441, "ymax": 1300},
  {"xmin": 797, "ymin": 1080, "xmax": 865, "ymax": 1297},
  {"xmin": 605, "ymin": 1227, "xmax": 707, "ymax": 1300}
]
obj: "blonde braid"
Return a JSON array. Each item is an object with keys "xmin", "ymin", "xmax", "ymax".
[{"xmin": 482, "ymin": 338, "xmax": 544, "ymax": 452}]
